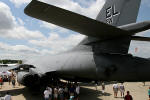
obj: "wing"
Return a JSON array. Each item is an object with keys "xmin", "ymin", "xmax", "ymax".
[
  {"xmin": 131, "ymin": 36, "xmax": 150, "ymax": 42},
  {"xmin": 24, "ymin": 0, "xmax": 132, "ymax": 39},
  {"xmin": 120, "ymin": 21, "xmax": 150, "ymax": 34},
  {"xmin": 0, "ymin": 65, "xmax": 18, "ymax": 72}
]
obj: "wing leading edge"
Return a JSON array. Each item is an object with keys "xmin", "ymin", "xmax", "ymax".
[
  {"xmin": 25, "ymin": 0, "xmax": 150, "ymax": 40},
  {"xmin": 24, "ymin": 0, "xmax": 132, "ymax": 39}
]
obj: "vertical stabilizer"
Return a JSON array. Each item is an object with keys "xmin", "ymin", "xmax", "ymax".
[
  {"xmin": 96, "ymin": 0, "xmax": 141, "ymax": 26},
  {"xmin": 79, "ymin": 0, "xmax": 142, "ymax": 54}
]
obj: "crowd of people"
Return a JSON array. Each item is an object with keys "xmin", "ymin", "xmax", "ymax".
[
  {"xmin": 43, "ymin": 82, "xmax": 150, "ymax": 100},
  {"xmin": 1, "ymin": 73, "xmax": 150, "ymax": 100},
  {"xmin": 44, "ymin": 82, "xmax": 80, "ymax": 100},
  {"xmin": 0, "ymin": 71, "xmax": 16, "ymax": 89},
  {"xmin": 112, "ymin": 83, "xmax": 133, "ymax": 100},
  {"xmin": 0, "ymin": 71, "xmax": 16, "ymax": 100}
]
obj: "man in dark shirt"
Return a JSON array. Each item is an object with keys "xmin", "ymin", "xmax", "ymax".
[
  {"xmin": 124, "ymin": 91, "xmax": 133, "ymax": 100},
  {"xmin": 69, "ymin": 85, "xmax": 75, "ymax": 100},
  {"xmin": 69, "ymin": 85, "xmax": 75, "ymax": 94}
]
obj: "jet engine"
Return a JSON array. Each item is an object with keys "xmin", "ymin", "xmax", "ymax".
[
  {"xmin": 16, "ymin": 64, "xmax": 56, "ymax": 88},
  {"xmin": 16, "ymin": 64, "xmax": 41, "ymax": 87},
  {"xmin": 17, "ymin": 71, "xmax": 40, "ymax": 87}
]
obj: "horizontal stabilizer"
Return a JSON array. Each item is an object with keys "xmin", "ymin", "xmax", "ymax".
[
  {"xmin": 120, "ymin": 21, "xmax": 150, "ymax": 34},
  {"xmin": 132, "ymin": 36, "xmax": 150, "ymax": 42},
  {"xmin": 24, "ymin": 0, "xmax": 132, "ymax": 38}
]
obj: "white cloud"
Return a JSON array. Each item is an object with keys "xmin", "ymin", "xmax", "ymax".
[
  {"xmin": 29, "ymin": 33, "xmax": 85, "ymax": 54},
  {"xmin": 33, "ymin": 0, "xmax": 105, "ymax": 54},
  {"xmin": 9, "ymin": 0, "xmax": 31, "ymax": 8},
  {"xmin": 0, "ymin": 1, "xmax": 88, "ymax": 60},
  {"xmin": 39, "ymin": 0, "xmax": 105, "ymax": 35},
  {"xmin": 0, "ymin": 26, "xmax": 45, "ymax": 39},
  {"xmin": 12, "ymin": 45, "xmax": 39, "ymax": 53},
  {"xmin": 0, "ymin": 42, "xmax": 54, "ymax": 60},
  {"xmin": 5, "ymin": 0, "xmax": 150, "ymax": 60},
  {"xmin": 9, "ymin": 0, "xmax": 105, "ymax": 17},
  {"xmin": 0, "ymin": 1, "xmax": 45, "ymax": 40},
  {"xmin": 8, "ymin": 0, "xmax": 106, "ymax": 39},
  {"xmin": 0, "ymin": 2, "xmax": 16, "ymax": 30},
  {"xmin": 129, "ymin": 41, "xmax": 150, "ymax": 58},
  {"xmin": 17, "ymin": 18, "xmax": 24, "ymax": 26},
  {"xmin": 40, "ymin": 22, "xmax": 70, "ymax": 34},
  {"xmin": 73, "ymin": 0, "xmax": 95, "ymax": 7},
  {"xmin": 0, "ymin": 42, "xmax": 38, "ymax": 53},
  {"xmin": 40, "ymin": 0, "xmax": 105, "ymax": 18}
]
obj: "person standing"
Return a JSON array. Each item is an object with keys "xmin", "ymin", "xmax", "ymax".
[
  {"xmin": 102, "ymin": 82, "xmax": 105, "ymax": 94},
  {"xmin": 143, "ymin": 82, "xmax": 146, "ymax": 86},
  {"xmin": 44, "ymin": 87, "xmax": 50, "ymax": 100},
  {"xmin": 119, "ymin": 83, "xmax": 125, "ymax": 97},
  {"xmin": 54, "ymin": 87, "xmax": 58, "ymax": 100},
  {"xmin": 47, "ymin": 86, "xmax": 52, "ymax": 100},
  {"xmin": 4, "ymin": 92, "xmax": 12, "ymax": 100},
  {"xmin": 64, "ymin": 85, "xmax": 69, "ymax": 100},
  {"xmin": 69, "ymin": 85, "xmax": 75, "ymax": 100},
  {"xmin": 113, "ymin": 83, "xmax": 119, "ymax": 98},
  {"xmin": 0, "ymin": 76, "xmax": 3, "ymax": 88},
  {"xmin": 124, "ymin": 91, "xmax": 133, "ymax": 100},
  {"xmin": 148, "ymin": 87, "xmax": 150, "ymax": 100},
  {"xmin": 11, "ymin": 77, "xmax": 16, "ymax": 88},
  {"xmin": 58, "ymin": 86, "xmax": 64, "ymax": 100},
  {"xmin": 8, "ymin": 75, "xmax": 11, "ymax": 85},
  {"xmin": 75, "ymin": 84, "xmax": 80, "ymax": 100},
  {"xmin": 95, "ymin": 83, "xmax": 98, "ymax": 91}
]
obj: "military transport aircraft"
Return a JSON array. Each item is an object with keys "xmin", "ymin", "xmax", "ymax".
[{"xmin": 2, "ymin": 0, "xmax": 150, "ymax": 88}]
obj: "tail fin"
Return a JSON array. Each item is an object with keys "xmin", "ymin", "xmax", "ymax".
[
  {"xmin": 96, "ymin": 0, "xmax": 141, "ymax": 26},
  {"xmin": 80, "ymin": 0, "xmax": 142, "ymax": 54}
]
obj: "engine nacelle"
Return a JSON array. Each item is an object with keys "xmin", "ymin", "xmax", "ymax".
[{"xmin": 17, "ymin": 71, "xmax": 40, "ymax": 87}]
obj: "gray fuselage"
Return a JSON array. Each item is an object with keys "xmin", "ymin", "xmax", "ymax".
[{"xmin": 29, "ymin": 44, "xmax": 150, "ymax": 82}]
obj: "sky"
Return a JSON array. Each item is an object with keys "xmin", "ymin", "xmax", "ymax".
[{"xmin": 0, "ymin": 0, "xmax": 150, "ymax": 60}]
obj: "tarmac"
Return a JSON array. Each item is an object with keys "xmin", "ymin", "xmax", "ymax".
[{"xmin": 0, "ymin": 82, "xmax": 149, "ymax": 100}]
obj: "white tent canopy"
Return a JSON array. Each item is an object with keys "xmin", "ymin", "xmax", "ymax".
[{"xmin": 0, "ymin": 71, "xmax": 12, "ymax": 76}]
